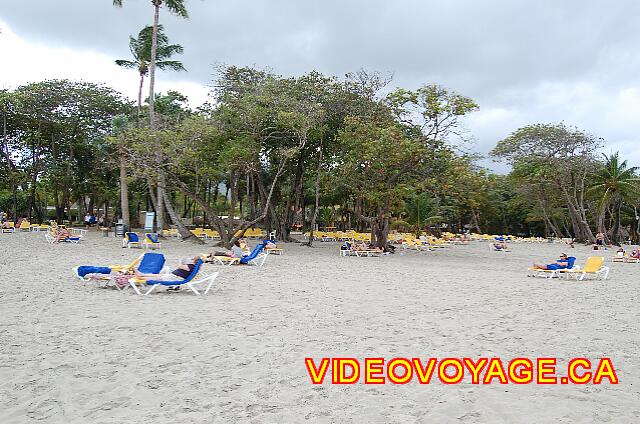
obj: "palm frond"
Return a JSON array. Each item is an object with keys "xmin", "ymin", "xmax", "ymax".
[
  {"xmin": 156, "ymin": 60, "xmax": 186, "ymax": 72},
  {"xmin": 114, "ymin": 59, "xmax": 137, "ymax": 69},
  {"xmin": 166, "ymin": 0, "xmax": 189, "ymax": 18}
]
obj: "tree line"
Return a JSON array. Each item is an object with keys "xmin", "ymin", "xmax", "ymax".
[
  {"xmin": 2, "ymin": 70, "xmax": 639, "ymax": 247},
  {"xmin": 2, "ymin": 0, "xmax": 639, "ymax": 247}
]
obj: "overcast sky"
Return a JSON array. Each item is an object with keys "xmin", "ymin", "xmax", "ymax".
[{"xmin": 2, "ymin": 0, "xmax": 640, "ymax": 171}]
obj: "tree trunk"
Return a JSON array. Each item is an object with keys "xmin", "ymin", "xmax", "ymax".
[
  {"xmin": 162, "ymin": 190, "xmax": 203, "ymax": 243},
  {"xmin": 149, "ymin": 2, "xmax": 160, "ymax": 127},
  {"xmin": 1, "ymin": 107, "xmax": 18, "ymax": 220},
  {"xmin": 305, "ymin": 141, "xmax": 323, "ymax": 247},
  {"xmin": 174, "ymin": 161, "xmax": 288, "ymax": 248},
  {"xmin": 119, "ymin": 151, "xmax": 130, "ymax": 227},
  {"xmin": 611, "ymin": 201, "xmax": 622, "ymax": 245},
  {"xmin": 156, "ymin": 171, "xmax": 166, "ymax": 231},
  {"xmin": 27, "ymin": 140, "xmax": 40, "ymax": 221},
  {"xmin": 470, "ymin": 208, "xmax": 482, "ymax": 233},
  {"xmin": 280, "ymin": 156, "xmax": 305, "ymax": 242},
  {"xmin": 137, "ymin": 73, "xmax": 145, "ymax": 112},
  {"xmin": 373, "ymin": 215, "xmax": 390, "ymax": 249},
  {"xmin": 255, "ymin": 173, "xmax": 281, "ymax": 237}
]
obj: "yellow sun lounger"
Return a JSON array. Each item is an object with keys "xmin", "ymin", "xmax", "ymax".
[
  {"xmin": 208, "ymin": 256, "xmax": 241, "ymax": 266},
  {"xmin": 2, "ymin": 221, "xmax": 15, "ymax": 233},
  {"xmin": 563, "ymin": 256, "xmax": 609, "ymax": 280},
  {"xmin": 265, "ymin": 247, "xmax": 284, "ymax": 255}
]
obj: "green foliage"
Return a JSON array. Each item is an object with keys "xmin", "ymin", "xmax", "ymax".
[
  {"xmin": 113, "ymin": 0, "xmax": 189, "ymax": 18},
  {"xmin": 588, "ymin": 152, "xmax": 640, "ymax": 206},
  {"xmin": 387, "ymin": 84, "xmax": 478, "ymax": 142},
  {"xmin": 115, "ymin": 25, "xmax": 186, "ymax": 77},
  {"xmin": 333, "ymin": 118, "xmax": 426, "ymax": 214},
  {"xmin": 1, "ymin": 80, "xmax": 131, "ymax": 221},
  {"xmin": 404, "ymin": 194, "xmax": 442, "ymax": 235}
]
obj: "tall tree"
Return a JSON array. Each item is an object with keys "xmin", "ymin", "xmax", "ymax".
[
  {"xmin": 110, "ymin": 115, "xmax": 131, "ymax": 228},
  {"xmin": 115, "ymin": 25, "xmax": 185, "ymax": 111},
  {"xmin": 113, "ymin": 0, "xmax": 189, "ymax": 232},
  {"xmin": 332, "ymin": 118, "xmax": 426, "ymax": 248},
  {"xmin": 492, "ymin": 123, "xmax": 601, "ymax": 242},
  {"xmin": 588, "ymin": 153, "xmax": 640, "ymax": 243}
]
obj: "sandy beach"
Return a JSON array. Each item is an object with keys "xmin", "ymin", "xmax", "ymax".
[{"xmin": 1, "ymin": 231, "xmax": 638, "ymax": 423}]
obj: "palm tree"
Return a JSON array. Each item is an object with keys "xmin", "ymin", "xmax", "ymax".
[
  {"xmin": 589, "ymin": 153, "xmax": 640, "ymax": 243},
  {"xmin": 111, "ymin": 115, "xmax": 131, "ymax": 229},
  {"xmin": 405, "ymin": 194, "xmax": 443, "ymax": 237},
  {"xmin": 115, "ymin": 25, "xmax": 185, "ymax": 112},
  {"xmin": 113, "ymin": 0, "xmax": 188, "ymax": 232},
  {"xmin": 113, "ymin": 0, "xmax": 188, "ymax": 126}
]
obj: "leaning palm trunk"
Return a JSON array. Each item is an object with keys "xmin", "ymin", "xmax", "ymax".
[
  {"xmin": 156, "ymin": 170, "xmax": 165, "ymax": 231},
  {"xmin": 162, "ymin": 190, "xmax": 202, "ymax": 243}
]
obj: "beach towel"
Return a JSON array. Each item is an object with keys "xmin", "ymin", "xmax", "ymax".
[
  {"xmin": 77, "ymin": 266, "xmax": 112, "ymax": 278},
  {"xmin": 113, "ymin": 274, "xmax": 131, "ymax": 289}
]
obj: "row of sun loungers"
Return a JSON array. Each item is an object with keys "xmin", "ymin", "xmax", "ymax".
[
  {"xmin": 72, "ymin": 239, "xmax": 279, "ymax": 295},
  {"xmin": 163, "ymin": 227, "xmax": 267, "ymax": 240},
  {"xmin": 74, "ymin": 253, "xmax": 219, "ymax": 295},
  {"xmin": 123, "ymin": 232, "xmax": 162, "ymax": 249}
]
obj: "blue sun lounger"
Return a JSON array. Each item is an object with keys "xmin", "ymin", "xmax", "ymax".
[
  {"xmin": 122, "ymin": 232, "xmax": 142, "ymax": 248},
  {"xmin": 143, "ymin": 233, "xmax": 162, "ymax": 249},
  {"xmin": 240, "ymin": 243, "xmax": 267, "ymax": 266},
  {"xmin": 131, "ymin": 258, "xmax": 219, "ymax": 295}
]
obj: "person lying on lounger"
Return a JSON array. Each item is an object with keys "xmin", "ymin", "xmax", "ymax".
[
  {"xmin": 207, "ymin": 240, "xmax": 248, "ymax": 263},
  {"xmin": 354, "ymin": 242, "xmax": 383, "ymax": 253},
  {"xmin": 134, "ymin": 256, "xmax": 198, "ymax": 282},
  {"xmin": 55, "ymin": 228, "xmax": 72, "ymax": 243},
  {"xmin": 493, "ymin": 241, "xmax": 508, "ymax": 251},
  {"xmin": 232, "ymin": 240, "xmax": 246, "ymax": 257},
  {"xmin": 532, "ymin": 253, "xmax": 571, "ymax": 270}
]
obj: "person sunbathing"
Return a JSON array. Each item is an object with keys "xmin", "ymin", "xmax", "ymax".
[
  {"xmin": 232, "ymin": 240, "xmax": 247, "ymax": 257},
  {"xmin": 493, "ymin": 241, "xmax": 508, "ymax": 251},
  {"xmin": 209, "ymin": 240, "xmax": 245, "ymax": 260},
  {"xmin": 134, "ymin": 257, "xmax": 198, "ymax": 282},
  {"xmin": 630, "ymin": 249, "xmax": 640, "ymax": 259},
  {"xmin": 532, "ymin": 253, "xmax": 570, "ymax": 270},
  {"xmin": 54, "ymin": 228, "xmax": 72, "ymax": 243}
]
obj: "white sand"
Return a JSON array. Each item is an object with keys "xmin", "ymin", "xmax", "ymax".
[{"xmin": 0, "ymin": 231, "xmax": 638, "ymax": 423}]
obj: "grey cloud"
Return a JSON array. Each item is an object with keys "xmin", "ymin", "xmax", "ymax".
[{"xmin": 3, "ymin": 0, "xmax": 640, "ymax": 165}]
